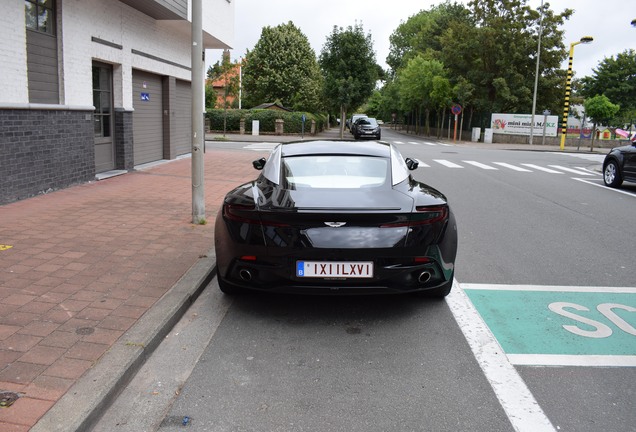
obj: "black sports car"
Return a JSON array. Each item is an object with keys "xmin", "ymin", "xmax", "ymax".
[
  {"xmin": 603, "ymin": 141, "xmax": 636, "ymax": 188},
  {"xmin": 214, "ymin": 141, "xmax": 457, "ymax": 297}
]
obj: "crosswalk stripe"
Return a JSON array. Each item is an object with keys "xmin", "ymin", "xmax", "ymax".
[
  {"xmin": 493, "ymin": 162, "xmax": 532, "ymax": 172},
  {"xmin": 434, "ymin": 159, "xmax": 464, "ymax": 168},
  {"xmin": 463, "ymin": 161, "xmax": 498, "ymax": 170},
  {"xmin": 575, "ymin": 166, "xmax": 601, "ymax": 176},
  {"xmin": 407, "ymin": 141, "xmax": 421, "ymax": 145},
  {"xmin": 422, "ymin": 142, "xmax": 438, "ymax": 146},
  {"xmin": 521, "ymin": 164, "xmax": 563, "ymax": 174},
  {"xmin": 415, "ymin": 159, "xmax": 430, "ymax": 168},
  {"xmin": 394, "ymin": 141, "xmax": 404, "ymax": 144},
  {"xmin": 548, "ymin": 165, "xmax": 594, "ymax": 176}
]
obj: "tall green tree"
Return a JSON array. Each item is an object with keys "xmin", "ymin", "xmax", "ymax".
[
  {"xmin": 580, "ymin": 49, "xmax": 636, "ymax": 126},
  {"xmin": 319, "ymin": 24, "xmax": 378, "ymax": 138},
  {"xmin": 242, "ymin": 21, "xmax": 323, "ymax": 112},
  {"xmin": 396, "ymin": 56, "xmax": 448, "ymax": 135},
  {"xmin": 584, "ymin": 94, "xmax": 620, "ymax": 150},
  {"xmin": 386, "ymin": 0, "xmax": 572, "ymax": 130},
  {"xmin": 462, "ymin": 0, "xmax": 572, "ymax": 114},
  {"xmin": 387, "ymin": 2, "xmax": 471, "ymax": 74}
]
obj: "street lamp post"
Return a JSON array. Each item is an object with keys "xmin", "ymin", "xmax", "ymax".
[
  {"xmin": 559, "ymin": 36, "xmax": 593, "ymax": 150},
  {"xmin": 529, "ymin": 0, "xmax": 544, "ymax": 146}
]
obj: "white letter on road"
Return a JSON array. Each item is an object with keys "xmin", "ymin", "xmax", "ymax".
[
  {"xmin": 597, "ymin": 303, "xmax": 636, "ymax": 336},
  {"xmin": 548, "ymin": 302, "xmax": 613, "ymax": 338}
]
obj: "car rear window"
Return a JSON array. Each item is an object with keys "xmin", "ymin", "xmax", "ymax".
[{"xmin": 281, "ymin": 155, "xmax": 388, "ymax": 189}]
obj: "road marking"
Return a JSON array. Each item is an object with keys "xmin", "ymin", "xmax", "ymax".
[
  {"xmin": 461, "ymin": 284, "xmax": 636, "ymax": 367},
  {"xmin": 548, "ymin": 165, "xmax": 593, "ymax": 175},
  {"xmin": 433, "ymin": 159, "xmax": 463, "ymax": 168},
  {"xmin": 447, "ymin": 282, "xmax": 556, "ymax": 432},
  {"xmin": 575, "ymin": 166, "xmax": 601, "ymax": 175},
  {"xmin": 439, "ymin": 143, "xmax": 453, "ymax": 147},
  {"xmin": 521, "ymin": 164, "xmax": 564, "ymax": 174},
  {"xmin": 573, "ymin": 178, "xmax": 636, "ymax": 196},
  {"xmin": 407, "ymin": 141, "xmax": 421, "ymax": 145},
  {"xmin": 0, "ymin": 245, "xmax": 13, "ymax": 251},
  {"xmin": 243, "ymin": 143, "xmax": 279, "ymax": 151},
  {"xmin": 463, "ymin": 161, "xmax": 498, "ymax": 170},
  {"xmin": 493, "ymin": 162, "xmax": 532, "ymax": 172},
  {"xmin": 462, "ymin": 284, "xmax": 636, "ymax": 293},
  {"xmin": 393, "ymin": 141, "xmax": 404, "ymax": 144},
  {"xmin": 414, "ymin": 159, "xmax": 430, "ymax": 168},
  {"xmin": 507, "ymin": 354, "xmax": 636, "ymax": 367}
]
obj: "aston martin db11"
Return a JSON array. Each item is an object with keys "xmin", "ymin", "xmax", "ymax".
[{"xmin": 214, "ymin": 140, "xmax": 457, "ymax": 297}]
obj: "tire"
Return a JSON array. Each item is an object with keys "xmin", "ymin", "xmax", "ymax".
[{"xmin": 603, "ymin": 160, "xmax": 623, "ymax": 188}]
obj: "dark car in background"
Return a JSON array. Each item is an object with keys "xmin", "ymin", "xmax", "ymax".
[
  {"xmin": 603, "ymin": 141, "xmax": 636, "ymax": 188},
  {"xmin": 348, "ymin": 113, "xmax": 368, "ymax": 133},
  {"xmin": 353, "ymin": 117, "xmax": 381, "ymax": 140},
  {"xmin": 215, "ymin": 140, "xmax": 457, "ymax": 297}
]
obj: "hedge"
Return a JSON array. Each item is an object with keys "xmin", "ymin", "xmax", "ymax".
[{"xmin": 206, "ymin": 109, "xmax": 328, "ymax": 134}]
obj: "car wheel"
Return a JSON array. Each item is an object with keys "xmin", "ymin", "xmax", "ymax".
[
  {"xmin": 603, "ymin": 160, "xmax": 623, "ymax": 188},
  {"xmin": 217, "ymin": 276, "xmax": 244, "ymax": 295}
]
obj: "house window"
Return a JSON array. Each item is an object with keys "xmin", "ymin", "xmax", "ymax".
[{"xmin": 25, "ymin": 0, "xmax": 55, "ymax": 35}]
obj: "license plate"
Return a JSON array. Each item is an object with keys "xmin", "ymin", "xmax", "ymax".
[{"xmin": 296, "ymin": 261, "xmax": 374, "ymax": 278}]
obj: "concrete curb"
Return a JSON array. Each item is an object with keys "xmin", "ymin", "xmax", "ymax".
[{"xmin": 31, "ymin": 249, "xmax": 218, "ymax": 432}]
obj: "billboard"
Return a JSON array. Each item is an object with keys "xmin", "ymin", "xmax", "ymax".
[{"xmin": 491, "ymin": 113, "xmax": 558, "ymax": 137}]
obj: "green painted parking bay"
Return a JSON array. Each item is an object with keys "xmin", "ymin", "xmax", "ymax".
[{"xmin": 461, "ymin": 284, "xmax": 636, "ymax": 367}]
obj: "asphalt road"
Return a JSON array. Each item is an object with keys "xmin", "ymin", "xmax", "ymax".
[{"xmin": 94, "ymin": 128, "xmax": 636, "ymax": 432}]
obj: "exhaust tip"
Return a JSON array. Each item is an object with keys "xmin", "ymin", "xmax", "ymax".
[
  {"xmin": 418, "ymin": 271, "xmax": 432, "ymax": 284},
  {"xmin": 239, "ymin": 269, "xmax": 252, "ymax": 281}
]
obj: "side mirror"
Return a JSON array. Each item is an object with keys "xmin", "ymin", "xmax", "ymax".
[
  {"xmin": 252, "ymin": 157, "xmax": 266, "ymax": 170},
  {"xmin": 405, "ymin": 158, "xmax": 419, "ymax": 170}
]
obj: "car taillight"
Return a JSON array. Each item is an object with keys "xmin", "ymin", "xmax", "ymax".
[
  {"xmin": 412, "ymin": 205, "xmax": 448, "ymax": 225},
  {"xmin": 223, "ymin": 204, "xmax": 258, "ymax": 224},
  {"xmin": 380, "ymin": 206, "xmax": 448, "ymax": 228},
  {"xmin": 223, "ymin": 204, "xmax": 289, "ymax": 227}
]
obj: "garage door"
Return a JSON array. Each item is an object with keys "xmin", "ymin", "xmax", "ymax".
[
  {"xmin": 132, "ymin": 70, "xmax": 163, "ymax": 165},
  {"xmin": 175, "ymin": 80, "xmax": 192, "ymax": 156}
]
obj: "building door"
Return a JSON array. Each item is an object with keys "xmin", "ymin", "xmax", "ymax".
[
  {"xmin": 132, "ymin": 70, "xmax": 163, "ymax": 165},
  {"xmin": 93, "ymin": 63, "xmax": 114, "ymax": 173}
]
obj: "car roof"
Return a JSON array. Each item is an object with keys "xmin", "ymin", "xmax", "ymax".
[{"xmin": 279, "ymin": 140, "xmax": 391, "ymax": 158}]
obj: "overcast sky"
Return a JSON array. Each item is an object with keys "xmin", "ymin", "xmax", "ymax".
[{"xmin": 209, "ymin": 0, "xmax": 635, "ymax": 80}]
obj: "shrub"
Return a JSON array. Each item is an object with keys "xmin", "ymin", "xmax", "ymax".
[{"xmin": 206, "ymin": 109, "xmax": 328, "ymax": 134}]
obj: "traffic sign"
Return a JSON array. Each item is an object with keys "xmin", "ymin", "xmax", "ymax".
[{"xmin": 451, "ymin": 104, "xmax": 462, "ymax": 115}]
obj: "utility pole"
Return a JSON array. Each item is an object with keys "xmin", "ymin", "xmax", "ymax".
[
  {"xmin": 529, "ymin": 0, "xmax": 544, "ymax": 145},
  {"xmin": 191, "ymin": 0, "xmax": 205, "ymax": 224}
]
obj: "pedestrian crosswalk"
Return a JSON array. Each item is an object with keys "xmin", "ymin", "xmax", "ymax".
[
  {"xmin": 239, "ymin": 141, "xmax": 602, "ymax": 178},
  {"xmin": 414, "ymin": 159, "xmax": 600, "ymax": 176}
]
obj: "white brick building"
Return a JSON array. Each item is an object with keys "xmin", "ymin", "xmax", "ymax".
[{"xmin": 0, "ymin": 0, "xmax": 234, "ymax": 204}]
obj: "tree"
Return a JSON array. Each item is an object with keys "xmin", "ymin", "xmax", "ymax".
[
  {"xmin": 320, "ymin": 24, "xmax": 378, "ymax": 138},
  {"xmin": 207, "ymin": 52, "xmax": 240, "ymax": 135},
  {"xmin": 387, "ymin": 2, "xmax": 472, "ymax": 74},
  {"xmin": 395, "ymin": 55, "xmax": 451, "ymax": 136},
  {"xmin": 584, "ymin": 94, "xmax": 620, "ymax": 151},
  {"xmin": 242, "ymin": 21, "xmax": 323, "ymax": 112},
  {"xmin": 386, "ymin": 0, "xmax": 572, "ymax": 132},
  {"xmin": 580, "ymin": 49, "xmax": 636, "ymax": 127}
]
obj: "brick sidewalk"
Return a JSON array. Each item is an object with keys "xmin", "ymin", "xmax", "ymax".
[{"xmin": 0, "ymin": 148, "xmax": 265, "ymax": 431}]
